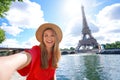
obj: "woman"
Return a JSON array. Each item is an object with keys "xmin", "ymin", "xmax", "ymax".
[{"xmin": 0, "ymin": 23, "xmax": 63, "ymax": 80}]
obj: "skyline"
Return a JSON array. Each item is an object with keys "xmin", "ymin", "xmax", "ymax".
[{"xmin": 0, "ymin": 0, "xmax": 120, "ymax": 49}]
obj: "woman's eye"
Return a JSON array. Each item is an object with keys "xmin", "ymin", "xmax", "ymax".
[
  {"xmin": 51, "ymin": 35, "xmax": 55, "ymax": 37},
  {"xmin": 44, "ymin": 34, "xmax": 48, "ymax": 37}
]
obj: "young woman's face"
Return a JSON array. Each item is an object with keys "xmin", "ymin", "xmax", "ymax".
[{"xmin": 43, "ymin": 29, "xmax": 55, "ymax": 48}]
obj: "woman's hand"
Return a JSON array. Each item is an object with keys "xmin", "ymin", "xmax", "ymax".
[{"xmin": 0, "ymin": 51, "xmax": 31, "ymax": 80}]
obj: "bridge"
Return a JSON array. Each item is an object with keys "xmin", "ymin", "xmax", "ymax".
[
  {"xmin": 0, "ymin": 47, "xmax": 30, "ymax": 56},
  {"xmin": 61, "ymin": 50, "xmax": 76, "ymax": 55},
  {"xmin": 0, "ymin": 47, "xmax": 76, "ymax": 56}
]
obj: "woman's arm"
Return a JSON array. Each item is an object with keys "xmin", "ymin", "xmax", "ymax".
[
  {"xmin": 0, "ymin": 51, "xmax": 31, "ymax": 80},
  {"xmin": 53, "ymin": 72, "xmax": 56, "ymax": 80}
]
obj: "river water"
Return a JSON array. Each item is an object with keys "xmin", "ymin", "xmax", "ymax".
[
  {"xmin": 56, "ymin": 53, "xmax": 120, "ymax": 80},
  {"xmin": 11, "ymin": 53, "xmax": 120, "ymax": 80}
]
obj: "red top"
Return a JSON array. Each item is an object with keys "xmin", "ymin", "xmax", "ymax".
[{"xmin": 17, "ymin": 45, "xmax": 55, "ymax": 80}]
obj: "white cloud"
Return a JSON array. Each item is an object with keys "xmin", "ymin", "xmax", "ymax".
[
  {"xmin": 59, "ymin": 17, "xmax": 82, "ymax": 48},
  {"xmin": 1, "ymin": 1, "xmax": 120, "ymax": 49},
  {"xmin": 61, "ymin": 2, "xmax": 120, "ymax": 48},
  {"xmin": 61, "ymin": 0, "xmax": 82, "ymax": 18},
  {"xmin": 22, "ymin": 36, "xmax": 39, "ymax": 48},
  {"xmin": 60, "ymin": 34, "xmax": 80, "ymax": 49},
  {"xmin": 61, "ymin": 15, "xmax": 99, "ymax": 48},
  {"xmin": 0, "ymin": 39, "xmax": 20, "ymax": 48},
  {"xmin": 59, "ymin": 0, "xmax": 103, "ymax": 48},
  {"xmin": 0, "ymin": 0, "xmax": 45, "ymax": 48},
  {"xmin": 6, "ymin": 0, "xmax": 45, "ymax": 29},
  {"xmin": 1, "ymin": 0, "xmax": 46, "ymax": 36},
  {"xmin": 61, "ymin": 0, "xmax": 104, "ymax": 18},
  {"xmin": 0, "ymin": 36, "xmax": 39, "ymax": 48},
  {"xmin": 96, "ymin": 3, "xmax": 120, "ymax": 44},
  {"xmin": 1, "ymin": 23, "xmax": 23, "ymax": 36},
  {"xmin": 97, "ymin": 3, "xmax": 120, "ymax": 26}
]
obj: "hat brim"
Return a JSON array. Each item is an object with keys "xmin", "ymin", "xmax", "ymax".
[{"xmin": 36, "ymin": 23, "xmax": 63, "ymax": 43}]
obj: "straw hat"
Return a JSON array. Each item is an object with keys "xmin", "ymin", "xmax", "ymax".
[{"xmin": 36, "ymin": 23, "xmax": 63, "ymax": 43}]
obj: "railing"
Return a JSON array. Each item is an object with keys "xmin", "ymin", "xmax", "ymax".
[{"xmin": 0, "ymin": 47, "xmax": 30, "ymax": 56}]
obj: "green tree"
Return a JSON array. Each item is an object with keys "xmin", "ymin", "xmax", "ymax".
[
  {"xmin": 0, "ymin": 0, "xmax": 23, "ymax": 43},
  {"xmin": 0, "ymin": 0, "xmax": 23, "ymax": 18},
  {"xmin": 0, "ymin": 28, "xmax": 5, "ymax": 43},
  {"xmin": 70, "ymin": 47, "xmax": 75, "ymax": 50},
  {"xmin": 111, "ymin": 43, "xmax": 116, "ymax": 48},
  {"xmin": 104, "ymin": 41, "xmax": 120, "ymax": 49},
  {"xmin": 105, "ymin": 43, "xmax": 111, "ymax": 49},
  {"xmin": 115, "ymin": 41, "xmax": 120, "ymax": 45},
  {"xmin": 115, "ymin": 41, "xmax": 120, "ymax": 48}
]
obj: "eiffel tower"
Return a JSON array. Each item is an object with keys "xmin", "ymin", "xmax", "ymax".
[{"xmin": 76, "ymin": 5, "xmax": 98, "ymax": 52}]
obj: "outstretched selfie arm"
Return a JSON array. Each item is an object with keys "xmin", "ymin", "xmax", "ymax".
[{"xmin": 0, "ymin": 51, "xmax": 31, "ymax": 80}]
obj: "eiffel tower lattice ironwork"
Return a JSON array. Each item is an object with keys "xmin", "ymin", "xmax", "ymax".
[{"xmin": 76, "ymin": 6, "xmax": 98, "ymax": 52}]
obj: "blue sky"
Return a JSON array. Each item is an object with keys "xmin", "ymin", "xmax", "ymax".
[{"xmin": 0, "ymin": 0, "xmax": 120, "ymax": 48}]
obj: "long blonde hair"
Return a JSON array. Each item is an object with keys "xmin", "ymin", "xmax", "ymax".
[{"xmin": 40, "ymin": 28, "xmax": 61, "ymax": 69}]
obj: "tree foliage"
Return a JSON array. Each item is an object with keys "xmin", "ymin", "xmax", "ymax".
[
  {"xmin": 0, "ymin": 28, "xmax": 5, "ymax": 43},
  {"xmin": 70, "ymin": 47, "xmax": 75, "ymax": 50},
  {"xmin": 104, "ymin": 41, "xmax": 120, "ymax": 49},
  {"xmin": 0, "ymin": 0, "xmax": 23, "ymax": 18},
  {"xmin": 0, "ymin": 0, "xmax": 23, "ymax": 43}
]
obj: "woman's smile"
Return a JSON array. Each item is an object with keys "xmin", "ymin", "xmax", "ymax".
[{"xmin": 43, "ymin": 29, "xmax": 55, "ymax": 48}]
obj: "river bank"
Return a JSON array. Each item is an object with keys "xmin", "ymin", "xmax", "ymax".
[{"xmin": 98, "ymin": 49, "xmax": 120, "ymax": 54}]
